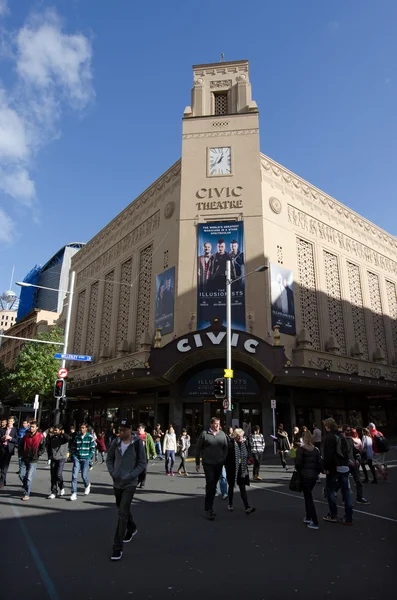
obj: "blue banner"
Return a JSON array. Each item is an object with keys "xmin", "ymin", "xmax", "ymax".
[
  {"xmin": 197, "ymin": 221, "xmax": 245, "ymax": 330},
  {"xmin": 155, "ymin": 266, "xmax": 175, "ymax": 335}
]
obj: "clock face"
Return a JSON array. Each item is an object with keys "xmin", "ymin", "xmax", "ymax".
[{"xmin": 209, "ymin": 147, "xmax": 232, "ymax": 176}]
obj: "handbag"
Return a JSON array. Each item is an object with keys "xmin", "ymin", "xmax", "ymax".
[
  {"xmin": 289, "ymin": 448, "xmax": 297, "ymax": 459},
  {"xmin": 289, "ymin": 469, "xmax": 302, "ymax": 493}
]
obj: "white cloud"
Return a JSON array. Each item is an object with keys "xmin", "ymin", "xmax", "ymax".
[
  {"xmin": 0, "ymin": 1, "xmax": 8, "ymax": 17},
  {"xmin": 0, "ymin": 207, "xmax": 14, "ymax": 243},
  {"xmin": 0, "ymin": 7, "xmax": 94, "ymax": 232}
]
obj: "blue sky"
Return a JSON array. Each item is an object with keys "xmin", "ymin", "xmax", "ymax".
[{"xmin": 0, "ymin": 0, "xmax": 396, "ymax": 296}]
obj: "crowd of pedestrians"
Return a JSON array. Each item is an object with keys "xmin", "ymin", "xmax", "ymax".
[{"xmin": 0, "ymin": 413, "xmax": 391, "ymax": 561}]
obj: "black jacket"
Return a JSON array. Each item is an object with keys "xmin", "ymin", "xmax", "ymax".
[
  {"xmin": 225, "ymin": 438, "xmax": 250, "ymax": 486},
  {"xmin": 295, "ymin": 446, "xmax": 322, "ymax": 479},
  {"xmin": 0, "ymin": 427, "xmax": 18, "ymax": 455},
  {"xmin": 323, "ymin": 431, "xmax": 349, "ymax": 473}
]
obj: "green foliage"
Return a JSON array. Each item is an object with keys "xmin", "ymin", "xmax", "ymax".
[
  {"xmin": 8, "ymin": 326, "xmax": 64, "ymax": 402},
  {"xmin": 0, "ymin": 361, "xmax": 15, "ymax": 404}
]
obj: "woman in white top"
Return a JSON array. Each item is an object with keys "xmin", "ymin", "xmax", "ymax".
[
  {"xmin": 163, "ymin": 426, "xmax": 177, "ymax": 476},
  {"xmin": 361, "ymin": 428, "xmax": 377, "ymax": 483}
]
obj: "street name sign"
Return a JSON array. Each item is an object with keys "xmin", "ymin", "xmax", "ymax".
[{"xmin": 54, "ymin": 353, "xmax": 93, "ymax": 362}]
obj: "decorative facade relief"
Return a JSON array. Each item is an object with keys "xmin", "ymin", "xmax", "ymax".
[
  {"xmin": 76, "ymin": 212, "xmax": 160, "ymax": 286},
  {"xmin": 323, "ymin": 251, "xmax": 347, "ymax": 355},
  {"xmin": 86, "ymin": 281, "xmax": 99, "ymax": 355},
  {"xmin": 116, "ymin": 259, "xmax": 133, "ymax": 349},
  {"xmin": 347, "ymin": 263, "xmax": 369, "ymax": 360},
  {"xmin": 288, "ymin": 205, "xmax": 397, "ymax": 276},
  {"xmin": 261, "ymin": 156, "xmax": 397, "ymax": 253},
  {"xmin": 135, "ymin": 245, "xmax": 153, "ymax": 351},
  {"xmin": 210, "ymin": 80, "xmax": 232, "ymax": 89},
  {"xmin": 367, "ymin": 272, "xmax": 388, "ymax": 360},
  {"xmin": 73, "ymin": 290, "xmax": 86, "ymax": 354},
  {"xmin": 386, "ymin": 280, "xmax": 397, "ymax": 357},
  {"xmin": 296, "ymin": 238, "xmax": 321, "ymax": 350},
  {"xmin": 182, "ymin": 128, "xmax": 258, "ymax": 140},
  {"xmin": 99, "ymin": 270, "xmax": 115, "ymax": 350}
]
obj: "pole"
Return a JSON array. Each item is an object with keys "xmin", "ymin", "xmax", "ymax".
[
  {"xmin": 54, "ymin": 271, "xmax": 75, "ymax": 425},
  {"xmin": 34, "ymin": 394, "xmax": 39, "ymax": 420},
  {"xmin": 225, "ymin": 260, "xmax": 232, "ymax": 430},
  {"xmin": 272, "ymin": 407, "xmax": 276, "ymax": 454}
]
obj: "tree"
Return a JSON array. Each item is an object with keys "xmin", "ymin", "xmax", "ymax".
[
  {"xmin": 8, "ymin": 326, "xmax": 64, "ymax": 403},
  {"xmin": 0, "ymin": 361, "xmax": 15, "ymax": 405}
]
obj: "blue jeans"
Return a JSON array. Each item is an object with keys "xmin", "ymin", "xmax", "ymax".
[
  {"xmin": 165, "ymin": 450, "xmax": 175, "ymax": 473},
  {"xmin": 19, "ymin": 460, "xmax": 38, "ymax": 497},
  {"xmin": 155, "ymin": 441, "xmax": 163, "ymax": 458},
  {"xmin": 72, "ymin": 457, "xmax": 90, "ymax": 493},
  {"xmin": 217, "ymin": 466, "xmax": 227, "ymax": 495},
  {"xmin": 326, "ymin": 471, "xmax": 353, "ymax": 523}
]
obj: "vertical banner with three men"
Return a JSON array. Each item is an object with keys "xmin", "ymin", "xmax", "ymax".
[{"xmin": 197, "ymin": 221, "xmax": 246, "ymax": 331}]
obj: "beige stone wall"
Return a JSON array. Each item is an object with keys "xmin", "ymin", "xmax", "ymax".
[
  {"xmin": 69, "ymin": 161, "xmax": 181, "ymax": 374},
  {"xmin": 261, "ymin": 154, "xmax": 397, "ymax": 364}
]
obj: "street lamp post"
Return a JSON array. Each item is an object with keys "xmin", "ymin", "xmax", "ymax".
[
  {"xmin": 16, "ymin": 271, "xmax": 76, "ymax": 425},
  {"xmin": 225, "ymin": 261, "xmax": 268, "ymax": 430}
]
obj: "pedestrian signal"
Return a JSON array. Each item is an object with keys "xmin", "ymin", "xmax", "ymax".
[
  {"xmin": 54, "ymin": 379, "xmax": 66, "ymax": 398},
  {"xmin": 214, "ymin": 377, "xmax": 226, "ymax": 399}
]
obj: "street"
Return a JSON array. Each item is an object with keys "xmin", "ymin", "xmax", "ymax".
[{"xmin": 1, "ymin": 451, "xmax": 396, "ymax": 600}]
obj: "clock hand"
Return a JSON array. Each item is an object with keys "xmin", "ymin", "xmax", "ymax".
[{"xmin": 217, "ymin": 154, "xmax": 223, "ymax": 164}]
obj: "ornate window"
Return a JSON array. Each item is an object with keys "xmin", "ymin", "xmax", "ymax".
[
  {"xmin": 86, "ymin": 281, "xmax": 99, "ymax": 355},
  {"xmin": 100, "ymin": 270, "xmax": 115, "ymax": 350},
  {"xmin": 296, "ymin": 238, "xmax": 320, "ymax": 350},
  {"xmin": 135, "ymin": 245, "xmax": 153, "ymax": 350},
  {"xmin": 386, "ymin": 280, "xmax": 397, "ymax": 356},
  {"xmin": 347, "ymin": 262, "xmax": 368, "ymax": 359},
  {"xmin": 367, "ymin": 272, "xmax": 388, "ymax": 359},
  {"xmin": 116, "ymin": 259, "xmax": 133, "ymax": 348},
  {"xmin": 324, "ymin": 251, "xmax": 346, "ymax": 355},
  {"xmin": 73, "ymin": 290, "xmax": 86, "ymax": 354},
  {"xmin": 214, "ymin": 92, "xmax": 228, "ymax": 115}
]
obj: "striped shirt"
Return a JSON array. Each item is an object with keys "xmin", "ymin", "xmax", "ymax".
[
  {"xmin": 250, "ymin": 433, "xmax": 265, "ymax": 454},
  {"xmin": 73, "ymin": 433, "xmax": 95, "ymax": 460}
]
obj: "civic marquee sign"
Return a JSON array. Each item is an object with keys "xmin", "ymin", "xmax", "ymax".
[{"xmin": 177, "ymin": 331, "xmax": 259, "ymax": 354}]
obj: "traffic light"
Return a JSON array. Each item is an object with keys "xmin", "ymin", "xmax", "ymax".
[
  {"xmin": 214, "ymin": 377, "xmax": 226, "ymax": 399},
  {"xmin": 54, "ymin": 379, "xmax": 66, "ymax": 398}
]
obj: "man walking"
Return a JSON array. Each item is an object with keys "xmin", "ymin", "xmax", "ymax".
[
  {"xmin": 0, "ymin": 417, "xmax": 18, "ymax": 488},
  {"xmin": 196, "ymin": 417, "xmax": 228, "ymax": 520},
  {"xmin": 48, "ymin": 424, "xmax": 70, "ymax": 499},
  {"xmin": 106, "ymin": 419, "xmax": 146, "ymax": 561},
  {"xmin": 323, "ymin": 418, "xmax": 353, "ymax": 525},
  {"xmin": 152, "ymin": 423, "xmax": 164, "ymax": 459},
  {"xmin": 70, "ymin": 423, "xmax": 95, "ymax": 501},
  {"xmin": 19, "ymin": 421, "xmax": 45, "ymax": 500}
]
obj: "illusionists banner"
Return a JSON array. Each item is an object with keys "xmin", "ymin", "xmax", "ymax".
[
  {"xmin": 197, "ymin": 221, "xmax": 245, "ymax": 331},
  {"xmin": 154, "ymin": 266, "xmax": 175, "ymax": 335},
  {"xmin": 270, "ymin": 264, "xmax": 296, "ymax": 335}
]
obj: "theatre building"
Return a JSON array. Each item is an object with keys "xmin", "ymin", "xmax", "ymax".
[{"xmin": 66, "ymin": 59, "xmax": 397, "ymax": 441}]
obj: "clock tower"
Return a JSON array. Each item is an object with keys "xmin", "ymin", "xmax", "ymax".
[{"xmin": 177, "ymin": 59, "xmax": 267, "ymax": 337}]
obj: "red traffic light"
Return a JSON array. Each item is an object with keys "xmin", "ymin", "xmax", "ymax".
[
  {"xmin": 214, "ymin": 377, "xmax": 226, "ymax": 399},
  {"xmin": 54, "ymin": 379, "xmax": 66, "ymax": 398}
]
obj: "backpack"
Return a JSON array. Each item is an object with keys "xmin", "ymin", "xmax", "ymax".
[
  {"xmin": 334, "ymin": 434, "xmax": 349, "ymax": 461},
  {"xmin": 375, "ymin": 434, "xmax": 389, "ymax": 453}
]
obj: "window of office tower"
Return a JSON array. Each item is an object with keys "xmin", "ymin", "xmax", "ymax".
[{"xmin": 214, "ymin": 92, "xmax": 228, "ymax": 115}]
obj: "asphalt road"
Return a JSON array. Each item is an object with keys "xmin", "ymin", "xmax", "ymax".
[{"xmin": 1, "ymin": 450, "xmax": 396, "ymax": 600}]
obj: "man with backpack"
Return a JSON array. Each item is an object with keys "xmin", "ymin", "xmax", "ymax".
[
  {"xmin": 368, "ymin": 422, "xmax": 389, "ymax": 480},
  {"xmin": 322, "ymin": 418, "xmax": 353, "ymax": 525}
]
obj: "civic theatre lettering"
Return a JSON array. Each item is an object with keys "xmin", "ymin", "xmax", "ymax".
[
  {"xmin": 288, "ymin": 205, "xmax": 397, "ymax": 276},
  {"xmin": 196, "ymin": 186, "xmax": 243, "ymax": 211},
  {"xmin": 177, "ymin": 331, "xmax": 259, "ymax": 354}
]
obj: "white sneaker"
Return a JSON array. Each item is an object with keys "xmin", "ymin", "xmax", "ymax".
[
  {"xmin": 47, "ymin": 493, "xmax": 56, "ymax": 499},
  {"xmin": 84, "ymin": 484, "xmax": 91, "ymax": 495},
  {"xmin": 222, "ymin": 494, "xmax": 228, "ymax": 500},
  {"xmin": 60, "ymin": 489, "xmax": 65, "ymax": 496},
  {"xmin": 70, "ymin": 493, "xmax": 77, "ymax": 501}
]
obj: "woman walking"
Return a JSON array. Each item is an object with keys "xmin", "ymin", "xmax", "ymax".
[
  {"xmin": 177, "ymin": 429, "xmax": 191, "ymax": 476},
  {"xmin": 249, "ymin": 425, "xmax": 265, "ymax": 481},
  {"xmin": 95, "ymin": 431, "xmax": 107, "ymax": 464},
  {"xmin": 276, "ymin": 424, "xmax": 291, "ymax": 471},
  {"xmin": 361, "ymin": 427, "xmax": 377, "ymax": 484},
  {"xmin": 163, "ymin": 426, "xmax": 177, "ymax": 476},
  {"xmin": 225, "ymin": 428, "xmax": 255, "ymax": 515},
  {"xmin": 294, "ymin": 430, "xmax": 322, "ymax": 530}
]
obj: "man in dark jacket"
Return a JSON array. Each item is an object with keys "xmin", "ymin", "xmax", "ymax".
[
  {"xmin": 19, "ymin": 420, "xmax": 46, "ymax": 500},
  {"xmin": 48, "ymin": 425, "xmax": 70, "ymax": 499},
  {"xmin": 322, "ymin": 417, "xmax": 353, "ymax": 525},
  {"xmin": 106, "ymin": 419, "xmax": 146, "ymax": 561},
  {"xmin": 0, "ymin": 417, "xmax": 18, "ymax": 487},
  {"xmin": 195, "ymin": 417, "xmax": 228, "ymax": 520}
]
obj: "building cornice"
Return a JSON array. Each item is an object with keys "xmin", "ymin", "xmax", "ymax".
[
  {"xmin": 261, "ymin": 154, "xmax": 397, "ymax": 254},
  {"xmin": 72, "ymin": 160, "xmax": 181, "ymax": 273}
]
